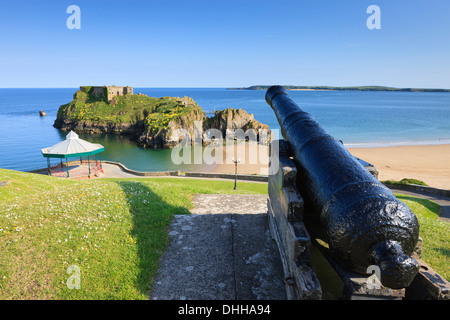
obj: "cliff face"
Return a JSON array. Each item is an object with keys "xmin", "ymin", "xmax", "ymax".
[
  {"xmin": 53, "ymin": 118, "xmax": 145, "ymax": 137},
  {"xmin": 54, "ymin": 90, "xmax": 270, "ymax": 149},
  {"xmin": 203, "ymin": 108, "xmax": 271, "ymax": 145},
  {"xmin": 137, "ymin": 106, "xmax": 206, "ymax": 149},
  {"xmin": 205, "ymin": 108, "xmax": 269, "ymax": 133}
]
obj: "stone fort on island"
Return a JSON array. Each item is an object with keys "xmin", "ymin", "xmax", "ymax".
[{"xmin": 84, "ymin": 85, "xmax": 133, "ymax": 102}]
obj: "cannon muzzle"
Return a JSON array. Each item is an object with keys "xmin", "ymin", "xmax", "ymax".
[{"xmin": 266, "ymin": 85, "xmax": 419, "ymax": 289}]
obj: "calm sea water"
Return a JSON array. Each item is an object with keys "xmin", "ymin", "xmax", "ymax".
[{"xmin": 1, "ymin": 88, "xmax": 450, "ymax": 172}]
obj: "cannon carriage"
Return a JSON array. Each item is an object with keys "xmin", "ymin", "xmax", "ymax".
[{"xmin": 265, "ymin": 86, "xmax": 450, "ymax": 300}]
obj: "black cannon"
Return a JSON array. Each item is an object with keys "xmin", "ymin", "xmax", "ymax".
[{"xmin": 265, "ymin": 85, "xmax": 419, "ymax": 289}]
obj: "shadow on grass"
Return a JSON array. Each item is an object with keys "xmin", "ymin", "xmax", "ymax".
[
  {"xmin": 114, "ymin": 180, "xmax": 187, "ymax": 297},
  {"xmin": 432, "ymin": 247, "xmax": 450, "ymax": 258}
]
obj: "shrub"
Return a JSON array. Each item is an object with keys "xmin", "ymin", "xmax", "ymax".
[{"xmin": 383, "ymin": 178, "xmax": 429, "ymax": 187}]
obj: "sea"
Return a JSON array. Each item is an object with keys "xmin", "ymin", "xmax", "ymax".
[{"xmin": 1, "ymin": 88, "xmax": 450, "ymax": 172}]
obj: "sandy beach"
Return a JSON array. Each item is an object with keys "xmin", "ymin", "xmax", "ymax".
[
  {"xmin": 210, "ymin": 143, "xmax": 450, "ymax": 190},
  {"xmin": 347, "ymin": 144, "xmax": 450, "ymax": 190},
  {"xmin": 207, "ymin": 143, "xmax": 270, "ymax": 176}
]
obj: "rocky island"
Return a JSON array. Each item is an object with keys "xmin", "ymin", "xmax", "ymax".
[{"xmin": 54, "ymin": 86, "xmax": 270, "ymax": 149}]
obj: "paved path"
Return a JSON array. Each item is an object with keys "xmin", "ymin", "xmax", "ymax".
[
  {"xmin": 150, "ymin": 194, "xmax": 287, "ymax": 300},
  {"xmin": 390, "ymin": 188, "xmax": 450, "ymax": 223},
  {"xmin": 101, "ymin": 163, "xmax": 143, "ymax": 178},
  {"xmin": 99, "ymin": 163, "xmax": 268, "ymax": 183}
]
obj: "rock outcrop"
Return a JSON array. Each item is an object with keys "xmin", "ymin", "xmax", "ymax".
[
  {"xmin": 53, "ymin": 118, "xmax": 145, "ymax": 137},
  {"xmin": 137, "ymin": 107, "xmax": 206, "ymax": 149},
  {"xmin": 203, "ymin": 108, "xmax": 271, "ymax": 145}
]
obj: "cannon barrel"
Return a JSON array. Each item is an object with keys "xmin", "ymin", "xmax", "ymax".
[{"xmin": 266, "ymin": 85, "xmax": 419, "ymax": 289}]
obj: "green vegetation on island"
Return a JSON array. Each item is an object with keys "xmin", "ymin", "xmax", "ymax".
[
  {"xmin": 229, "ymin": 85, "xmax": 450, "ymax": 92},
  {"xmin": 55, "ymin": 89, "xmax": 203, "ymax": 133},
  {"xmin": 54, "ymin": 88, "xmax": 270, "ymax": 149}
]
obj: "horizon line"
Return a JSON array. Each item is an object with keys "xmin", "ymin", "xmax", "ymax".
[{"xmin": 1, "ymin": 85, "xmax": 450, "ymax": 90}]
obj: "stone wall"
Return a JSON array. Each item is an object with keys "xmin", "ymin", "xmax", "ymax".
[
  {"xmin": 106, "ymin": 86, "xmax": 133, "ymax": 101},
  {"xmin": 80, "ymin": 86, "xmax": 133, "ymax": 102},
  {"xmin": 267, "ymin": 139, "xmax": 322, "ymax": 300},
  {"xmin": 91, "ymin": 87, "xmax": 106, "ymax": 99}
]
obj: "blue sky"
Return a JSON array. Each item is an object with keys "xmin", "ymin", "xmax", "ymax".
[{"xmin": 1, "ymin": 0, "xmax": 449, "ymax": 88}]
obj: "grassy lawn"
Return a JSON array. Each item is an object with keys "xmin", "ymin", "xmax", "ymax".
[
  {"xmin": 394, "ymin": 194, "xmax": 450, "ymax": 281},
  {"xmin": 0, "ymin": 168, "xmax": 448, "ymax": 299},
  {"xmin": 0, "ymin": 169, "xmax": 266, "ymax": 299}
]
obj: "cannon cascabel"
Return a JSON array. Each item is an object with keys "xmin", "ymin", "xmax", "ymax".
[{"xmin": 265, "ymin": 85, "xmax": 419, "ymax": 289}]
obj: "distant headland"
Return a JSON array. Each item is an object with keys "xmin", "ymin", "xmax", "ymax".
[{"xmin": 228, "ymin": 85, "xmax": 450, "ymax": 92}]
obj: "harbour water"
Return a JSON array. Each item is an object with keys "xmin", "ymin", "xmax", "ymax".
[{"xmin": 1, "ymin": 88, "xmax": 449, "ymax": 172}]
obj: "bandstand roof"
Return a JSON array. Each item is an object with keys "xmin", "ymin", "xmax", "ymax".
[{"xmin": 41, "ymin": 131, "xmax": 104, "ymax": 158}]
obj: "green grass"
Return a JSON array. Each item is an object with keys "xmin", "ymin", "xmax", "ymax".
[
  {"xmin": 383, "ymin": 178, "xmax": 429, "ymax": 187},
  {"xmin": 0, "ymin": 169, "xmax": 266, "ymax": 299},
  {"xmin": 0, "ymin": 168, "xmax": 448, "ymax": 299},
  {"xmin": 395, "ymin": 193, "xmax": 450, "ymax": 280}
]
